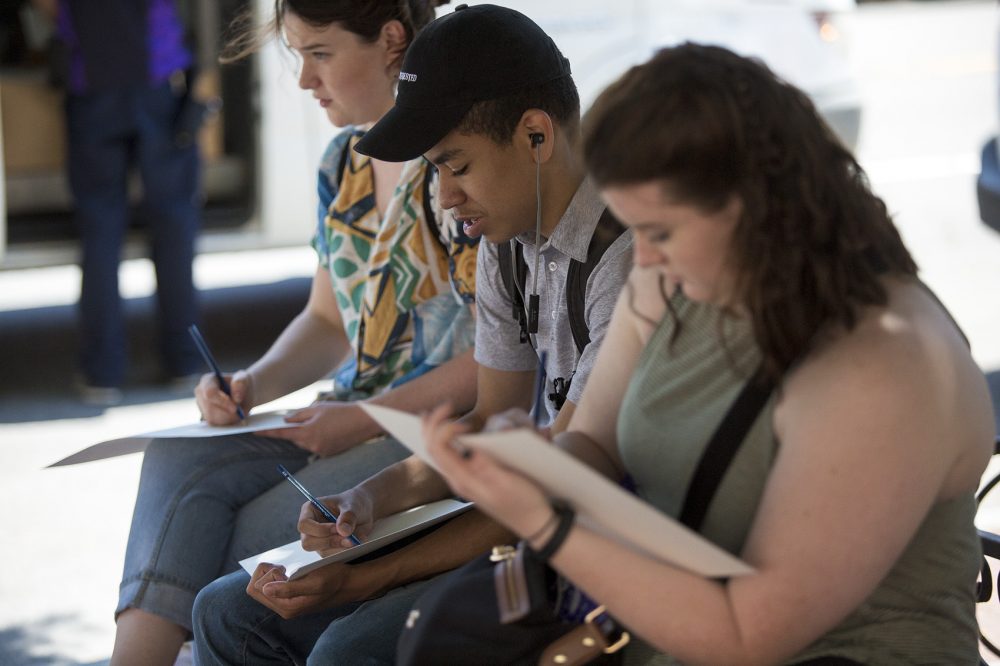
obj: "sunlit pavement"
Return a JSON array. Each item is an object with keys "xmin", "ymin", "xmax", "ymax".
[{"xmin": 2, "ymin": 1, "xmax": 1000, "ymax": 664}]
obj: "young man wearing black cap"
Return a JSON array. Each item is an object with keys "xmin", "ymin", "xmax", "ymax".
[{"xmin": 192, "ymin": 5, "xmax": 632, "ymax": 663}]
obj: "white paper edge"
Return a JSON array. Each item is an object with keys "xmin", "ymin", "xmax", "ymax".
[
  {"xmin": 46, "ymin": 409, "xmax": 302, "ymax": 468},
  {"xmin": 239, "ymin": 499, "xmax": 473, "ymax": 579}
]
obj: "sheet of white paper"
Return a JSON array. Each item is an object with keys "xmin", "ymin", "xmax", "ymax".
[
  {"xmin": 46, "ymin": 410, "xmax": 301, "ymax": 467},
  {"xmin": 239, "ymin": 499, "xmax": 473, "ymax": 580},
  {"xmin": 361, "ymin": 404, "xmax": 441, "ymax": 471},
  {"xmin": 362, "ymin": 404, "xmax": 752, "ymax": 578}
]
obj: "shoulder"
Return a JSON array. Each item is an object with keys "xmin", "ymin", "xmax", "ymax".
[
  {"xmin": 585, "ymin": 229, "xmax": 634, "ymax": 300},
  {"xmin": 777, "ymin": 278, "xmax": 993, "ymax": 487},
  {"xmin": 790, "ymin": 279, "xmax": 966, "ymax": 390}
]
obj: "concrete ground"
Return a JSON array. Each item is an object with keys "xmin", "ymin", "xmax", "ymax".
[{"xmin": 1, "ymin": 1, "xmax": 1000, "ymax": 664}]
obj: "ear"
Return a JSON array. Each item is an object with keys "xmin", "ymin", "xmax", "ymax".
[
  {"xmin": 380, "ymin": 20, "xmax": 408, "ymax": 70},
  {"xmin": 519, "ymin": 109, "xmax": 555, "ymax": 164}
]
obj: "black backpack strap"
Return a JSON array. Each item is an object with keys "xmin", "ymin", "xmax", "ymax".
[
  {"xmin": 420, "ymin": 160, "xmax": 451, "ymax": 259},
  {"xmin": 497, "ymin": 241, "xmax": 531, "ymax": 344},
  {"xmin": 565, "ymin": 208, "xmax": 627, "ymax": 354},
  {"xmin": 678, "ymin": 366, "xmax": 775, "ymax": 531}
]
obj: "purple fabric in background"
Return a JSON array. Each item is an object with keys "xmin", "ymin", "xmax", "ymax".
[
  {"xmin": 148, "ymin": 0, "xmax": 192, "ymax": 84},
  {"xmin": 57, "ymin": 0, "xmax": 191, "ymax": 94}
]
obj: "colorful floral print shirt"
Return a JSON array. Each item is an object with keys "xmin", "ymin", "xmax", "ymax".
[{"xmin": 312, "ymin": 128, "xmax": 478, "ymax": 400}]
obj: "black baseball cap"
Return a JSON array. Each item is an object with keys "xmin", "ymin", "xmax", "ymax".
[{"xmin": 354, "ymin": 3, "xmax": 571, "ymax": 162}]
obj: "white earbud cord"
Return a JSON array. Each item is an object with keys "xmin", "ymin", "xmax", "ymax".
[
  {"xmin": 508, "ymin": 140, "xmax": 544, "ymax": 342},
  {"xmin": 531, "ymin": 142, "xmax": 542, "ymax": 302}
]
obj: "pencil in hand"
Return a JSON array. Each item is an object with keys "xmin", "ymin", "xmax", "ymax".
[{"xmin": 188, "ymin": 324, "xmax": 247, "ymax": 421}]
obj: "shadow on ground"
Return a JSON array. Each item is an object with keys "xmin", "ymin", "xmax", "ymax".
[
  {"xmin": 0, "ymin": 277, "xmax": 310, "ymax": 424},
  {"xmin": 0, "ymin": 619, "xmax": 110, "ymax": 666}
]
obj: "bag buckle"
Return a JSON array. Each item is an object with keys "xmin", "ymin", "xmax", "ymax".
[
  {"xmin": 490, "ymin": 545, "xmax": 517, "ymax": 562},
  {"xmin": 584, "ymin": 605, "xmax": 630, "ymax": 654}
]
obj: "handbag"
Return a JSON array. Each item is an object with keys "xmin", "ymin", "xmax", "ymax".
[{"xmin": 397, "ymin": 367, "xmax": 774, "ymax": 666}]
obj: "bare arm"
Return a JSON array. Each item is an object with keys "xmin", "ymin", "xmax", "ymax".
[
  {"xmin": 243, "ymin": 266, "xmax": 350, "ymax": 407},
  {"xmin": 555, "ymin": 270, "xmax": 663, "ymax": 478},
  {"xmin": 195, "ymin": 266, "xmax": 350, "ymax": 422}
]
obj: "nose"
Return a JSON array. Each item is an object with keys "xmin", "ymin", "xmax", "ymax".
[
  {"xmin": 435, "ymin": 170, "xmax": 466, "ymax": 211},
  {"xmin": 633, "ymin": 234, "xmax": 664, "ymax": 268},
  {"xmin": 298, "ymin": 60, "xmax": 316, "ymax": 90}
]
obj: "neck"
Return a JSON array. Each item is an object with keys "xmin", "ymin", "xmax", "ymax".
[{"xmin": 538, "ymin": 151, "xmax": 586, "ymax": 239}]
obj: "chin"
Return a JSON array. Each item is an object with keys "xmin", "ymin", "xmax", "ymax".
[
  {"xmin": 326, "ymin": 108, "xmax": 347, "ymax": 127},
  {"xmin": 679, "ymin": 284, "xmax": 710, "ymax": 303}
]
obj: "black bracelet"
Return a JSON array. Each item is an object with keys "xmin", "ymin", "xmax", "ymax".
[{"xmin": 532, "ymin": 499, "xmax": 575, "ymax": 561}]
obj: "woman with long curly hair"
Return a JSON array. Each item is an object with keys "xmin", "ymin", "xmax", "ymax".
[{"xmin": 422, "ymin": 43, "xmax": 994, "ymax": 664}]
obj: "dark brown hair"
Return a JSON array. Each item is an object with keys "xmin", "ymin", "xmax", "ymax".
[
  {"xmin": 456, "ymin": 74, "xmax": 580, "ymax": 145},
  {"xmin": 222, "ymin": 0, "xmax": 450, "ymax": 63},
  {"xmin": 583, "ymin": 43, "xmax": 917, "ymax": 380}
]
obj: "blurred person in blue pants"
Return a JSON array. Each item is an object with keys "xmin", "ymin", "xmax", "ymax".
[{"xmin": 40, "ymin": 0, "xmax": 202, "ymax": 404}]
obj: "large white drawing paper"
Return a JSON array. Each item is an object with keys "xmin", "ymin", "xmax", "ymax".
[
  {"xmin": 361, "ymin": 404, "xmax": 752, "ymax": 578},
  {"xmin": 239, "ymin": 499, "xmax": 473, "ymax": 580},
  {"xmin": 46, "ymin": 410, "xmax": 301, "ymax": 467}
]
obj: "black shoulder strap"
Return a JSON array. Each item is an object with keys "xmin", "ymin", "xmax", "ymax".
[
  {"xmin": 566, "ymin": 208, "xmax": 627, "ymax": 354},
  {"xmin": 498, "ymin": 241, "xmax": 529, "ymax": 341},
  {"xmin": 678, "ymin": 367, "xmax": 775, "ymax": 532}
]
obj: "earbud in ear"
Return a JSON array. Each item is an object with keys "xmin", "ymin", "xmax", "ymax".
[{"xmin": 529, "ymin": 133, "xmax": 545, "ymax": 148}]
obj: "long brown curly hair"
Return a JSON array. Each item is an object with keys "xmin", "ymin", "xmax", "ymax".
[{"xmin": 583, "ymin": 43, "xmax": 917, "ymax": 380}]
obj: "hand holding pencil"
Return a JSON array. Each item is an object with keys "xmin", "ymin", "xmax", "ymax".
[{"xmin": 189, "ymin": 325, "xmax": 249, "ymax": 424}]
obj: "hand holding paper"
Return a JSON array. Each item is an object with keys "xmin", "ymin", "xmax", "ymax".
[
  {"xmin": 255, "ymin": 401, "xmax": 382, "ymax": 457},
  {"xmin": 361, "ymin": 403, "xmax": 752, "ymax": 578}
]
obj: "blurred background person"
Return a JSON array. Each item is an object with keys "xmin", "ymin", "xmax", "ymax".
[{"xmin": 35, "ymin": 0, "xmax": 203, "ymax": 405}]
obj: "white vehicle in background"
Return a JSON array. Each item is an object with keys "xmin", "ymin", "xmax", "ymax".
[
  {"xmin": 0, "ymin": 0, "xmax": 859, "ymax": 269},
  {"xmin": 485, "ymin": 0, "xmax": 861, "ymax": 149}
]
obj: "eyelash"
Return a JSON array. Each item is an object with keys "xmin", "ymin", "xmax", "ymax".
[
  {"xmin": 451, "ymin": 165, "xmax": 469, "ymax": 176},
  {"xmin": 648, "ymin": 231, "xmax": 671, "ymax": 243}
]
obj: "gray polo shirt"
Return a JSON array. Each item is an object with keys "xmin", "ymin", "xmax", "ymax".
[{"xmin": 474, "ymin": 178, "xmax": 633, "ymax": 426}]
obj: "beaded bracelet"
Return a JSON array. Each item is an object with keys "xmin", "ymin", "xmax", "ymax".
[{"xmin": 532, "ymin": 499, "xmax": 576, "ymax": 561}]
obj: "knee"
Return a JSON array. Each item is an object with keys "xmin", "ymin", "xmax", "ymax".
[
  {"xmin": 194, "ymin": 572, "xmax": 258, "ymax": 633},
  {"xmin": 308, "ymin": 595, "xmax": 411, "ymax": 666},
  {"xmin": 140, "ymin": 437, "xmax": 204, "ymax": 474},
  {"xmin": 192, "ymin": 574, "xmax": 237, "ymax": 638}
]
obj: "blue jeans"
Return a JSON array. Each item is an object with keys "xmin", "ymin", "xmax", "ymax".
[
  {"xmin": 116, "ymin": 434, "xmax": 410, "ymax": 632},
  {"xmin": 192, "ymin": 567, "xmax": 435, "ymax": 665},
  {"xmin": 66, "ymin": 81, "xmax": 201, "ymax": 386}
]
